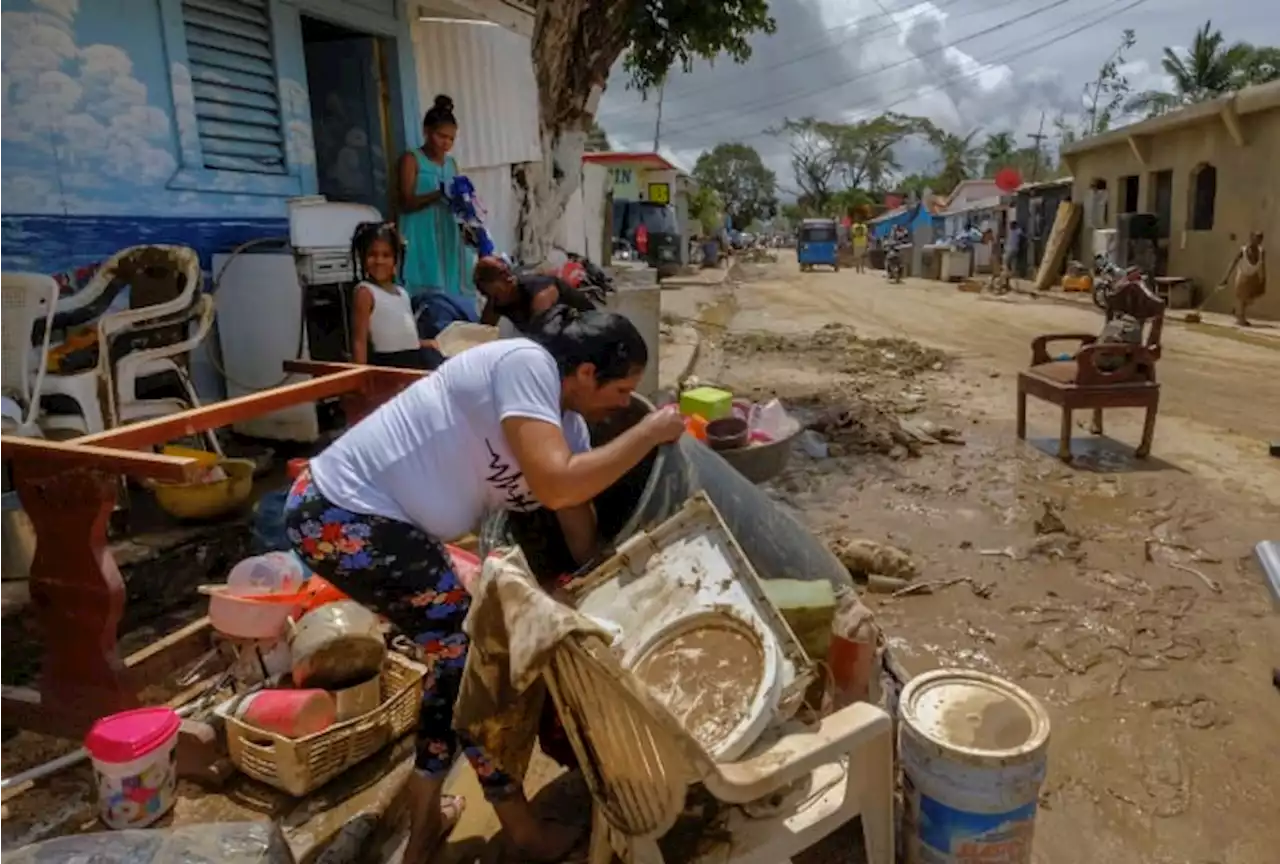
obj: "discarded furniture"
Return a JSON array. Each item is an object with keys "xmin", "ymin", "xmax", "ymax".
[
  {"xmin": 1017, "ymin": 279, "xmax": 1165, "ymax": 461},
  {"xmin": 1033, "ymin": 201, "xmax": 1081, "ymax": 292},
  {"xmin": 1152, "ymin": 276, "xmax": 1194, "ymax": 309},
  {"xmin": 0, "ymin": 361, "xmax": 425, "ymax": 737},
  {"xmin": 544, "ymin": 632, "xmax": 894, "ymax": 864},
  {"xmin": 1, "ymin": 273, "xmax": 59, "ymax": 437}
]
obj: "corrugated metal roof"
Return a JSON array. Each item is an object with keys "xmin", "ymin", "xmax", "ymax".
[{"xmin": 410, "ymin": 20, "xmax": 541, "ymax": 170}]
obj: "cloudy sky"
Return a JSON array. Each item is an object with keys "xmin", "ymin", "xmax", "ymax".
[{"xmin": 596, "ymin": 0, "xmax": 1280, "ymax": 194}]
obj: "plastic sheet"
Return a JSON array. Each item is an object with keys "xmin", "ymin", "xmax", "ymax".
[{"xmin": 6, "ymin": 822, "xmax": 295, "ymax": 864}]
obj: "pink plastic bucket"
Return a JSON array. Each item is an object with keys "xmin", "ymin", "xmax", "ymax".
[{"xmin": 84, "ymin": 707, "xmax": 181, "ymax": 829}]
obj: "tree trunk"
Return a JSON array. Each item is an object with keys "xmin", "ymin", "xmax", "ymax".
[{"xmin": 514, "ymin": 0, "xmax": 631, "ymax": 264}]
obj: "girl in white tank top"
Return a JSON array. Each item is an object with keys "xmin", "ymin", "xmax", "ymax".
[{"xmin": 350, "ymin": 223, "xmax": 443, "ymax": 370}]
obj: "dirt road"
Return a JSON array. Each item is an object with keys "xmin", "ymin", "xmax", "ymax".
[
  {"xmin": 724, "ymin": 261, "xmax": 1280, "ymax": 505},
  {"xmin": 677, "ymin": 255, "xmax": 1280, "ymax": 864}
]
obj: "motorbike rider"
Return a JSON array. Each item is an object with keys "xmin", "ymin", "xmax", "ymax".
[{"xmin": 474, "ymin": 256, "xmax": 597, "ymax": 334}]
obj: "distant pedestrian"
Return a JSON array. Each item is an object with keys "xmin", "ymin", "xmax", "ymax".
[
  {"xmin": 852, "ymin": 222, "xmax": 868, "ymax": 273},
  {"xmin": 1220, "ymin": 231, "xmax": 1267, "ymax": 326},
  {"xmin": 1004, "ymin": 221, "xmax": 1024, "ymax": 279}
]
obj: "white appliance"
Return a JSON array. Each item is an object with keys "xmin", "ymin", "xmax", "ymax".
[{"xmin": 214, "ymin": 198, "xmax": 382, "ymax": 442}]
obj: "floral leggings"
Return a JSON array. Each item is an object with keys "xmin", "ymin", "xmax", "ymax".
[{"xmin": 284, "ymin": 470, "xmax": 519, "ymax": 799}]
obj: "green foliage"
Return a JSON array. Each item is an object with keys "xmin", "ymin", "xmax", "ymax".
[
  {"xmin": 771, "ymin": 113, "xmax": 931, "ymax": 212},
  {"xmin": 687, "ymin": 184, "xmax": 724, "ymax": 232},
  {"xmin": 927, "ymin": 128, "xmax": 981, "ymax": 194},
  {"xmin": 1083, "ymin": 29, "xmax": 1137, "ymax": 135},
  {"xmin": 585, "ymin": 119, "xmax": 612, "ymax": 152},
  {"xmin": 1124, "ymin": 21, "xmax": 1276, "ymax": 118},
  {"xmin": 622, "ymin": 0, "xmax": 777, "ymax": 92},
  {"xmin": 691, "ymin": 142, "xmax": 778, "ymax": 230}
]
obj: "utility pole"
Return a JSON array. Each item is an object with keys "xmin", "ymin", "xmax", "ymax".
[
  {"xmin": 652, "ymin": 78, "xmax": 666, "ymax": 152},
  {"xmin": 1027, "ymin": 112, "xmax": 1048, "ymax": 182}
]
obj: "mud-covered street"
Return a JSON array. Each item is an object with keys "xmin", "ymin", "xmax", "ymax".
[{"xmin": 669, "ymin": 255, "xmax": 1280, "ymax": 864}]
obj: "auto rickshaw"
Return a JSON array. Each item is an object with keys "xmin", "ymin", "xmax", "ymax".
[{"xmin": 798, "ymin": 218, "xmax": 839, "ymax": 272}]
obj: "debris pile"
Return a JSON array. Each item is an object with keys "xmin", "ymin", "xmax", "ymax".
[{"xmin": 722, "ymin": 323, "xmax": 947, "ymax": 378}]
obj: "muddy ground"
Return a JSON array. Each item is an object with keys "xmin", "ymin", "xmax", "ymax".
[{"xmin": 669, "ymin": 254, "xmax": 1280, "ymax": 864}]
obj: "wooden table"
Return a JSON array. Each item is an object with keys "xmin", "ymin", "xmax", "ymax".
[{"xmin": 0, "ymin": 362, "xmax": 426, "ymax": 738}]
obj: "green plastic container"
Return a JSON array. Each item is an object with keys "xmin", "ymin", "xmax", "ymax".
[{"xmin": 679, "ymin": 386, "xmax": 733, "ymax": 421}]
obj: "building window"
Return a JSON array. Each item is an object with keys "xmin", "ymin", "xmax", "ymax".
[
  {"xmin": 181, "ymin": 0, "xmax": 287, "ymax": 174},
  {"xmin": 1188, "ymin": 163, "xmax": 1216, "ymax": 231}
]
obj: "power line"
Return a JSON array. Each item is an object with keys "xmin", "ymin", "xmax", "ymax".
[
  {"xmin": 664, "ymin": 0, "xmax": 1150, "ymax": 152},
  {"xmin": 641, "ymin": 0, "xmax": 969, "ymax": 110},
  {"xmin": 618, "ymin": 0, "xmax": 1077, "ymax": 137}
]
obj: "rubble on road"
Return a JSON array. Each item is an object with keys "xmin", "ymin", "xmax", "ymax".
[
  {"xmin": 829, "ymin": 537, "xmax": 919, "ymax": 582},
  {"xmin": 721, "ymin": 323, "xmax": 947, "ymax": 378}
]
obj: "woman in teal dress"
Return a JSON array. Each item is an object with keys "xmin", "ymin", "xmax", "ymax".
[{"xmin": 397, "ymin": 94, "xmax": 473, "ymax": 306}]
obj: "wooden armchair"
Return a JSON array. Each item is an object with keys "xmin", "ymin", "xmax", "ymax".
[{"xmin": 1017, "ymin": 279, "xmax": 1165, "ymax": 461}]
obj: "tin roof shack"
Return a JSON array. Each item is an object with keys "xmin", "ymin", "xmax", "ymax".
[
  {"xmin": 1014, "ymin": 177, "xmax": 1074, "ymax": 273},
  {"xmin": 1060, "ymin": 80, "xmax": 1280, "ymax": 320}
]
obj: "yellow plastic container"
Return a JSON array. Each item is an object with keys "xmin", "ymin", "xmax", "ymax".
[
  {"xmin": 160, "ymin": 445, "xmax": 220, "ymax": 467},
  {"xmin": 679, "ymin": 386, "xmax": 733, "ymax": 421},
  {"xmin": 151, "ymin": 458, "xmax": 255, "ymax": 521}
]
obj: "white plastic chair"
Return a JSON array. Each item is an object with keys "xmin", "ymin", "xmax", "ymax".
[
  {"xmin": 111, "ymin": 295, "xmax": 224, "ymax": 455},
  {"xmin": 40, "ymin": 246, "xmax": 204, "ymax": 436},
  {"xmin": 544, "ymin": 634, "xmax": 895, "ymax": 864},
  {"xmin": 1, "ymin": 274, "xmax": 59, "ymax": 437}
]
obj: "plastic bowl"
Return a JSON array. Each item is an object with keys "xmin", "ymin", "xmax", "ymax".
[
  {"xmin": 705, "ymin": 417, "xmax": 749, "ymax": 452},
  {"xmin": 152, "ymin": 458, "xmax": 255, "ymax": 521}
]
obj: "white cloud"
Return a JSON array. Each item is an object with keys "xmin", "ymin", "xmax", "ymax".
[
  {"xmin": 33, "ymin": 0, "xmax": 79, "ymax": 21},
  {"xmin": 2, "ymin": 3, "xmax": 178, "ymax": 213}
]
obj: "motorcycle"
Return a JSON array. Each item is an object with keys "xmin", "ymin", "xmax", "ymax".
[
  {"xmin": 1091, "ymin": 254, "xmax": 1153, "ymax": 310},
  {"xmin": 549, "ymin": 247, "xmax": 616, "ymax": 308},
  {"xmin": 885, "ymin": 244, "xmax": 904, "ymax": 283}
]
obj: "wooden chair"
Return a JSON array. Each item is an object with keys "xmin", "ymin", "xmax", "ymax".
[
  {"xmin": 543, "ymin": 633, "xmax": 894, "ymax": 864},
  {"xmin": 1017, "ymin": 278, "xmax": 1165, "ymax": 461}
]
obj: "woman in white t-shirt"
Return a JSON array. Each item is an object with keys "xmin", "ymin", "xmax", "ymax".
[{"xmin": 284, "ymin": 307, "xmax": 683, "ymax": 863}]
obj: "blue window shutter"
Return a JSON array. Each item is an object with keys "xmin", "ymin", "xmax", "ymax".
[{"xmin": 181, "ymin": 0, "xmax": 286, "ymax": 174}]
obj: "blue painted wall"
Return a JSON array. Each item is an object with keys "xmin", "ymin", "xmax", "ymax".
[{"xmin": 1, "ymin": 0, "xmax": 420, "ymax": 274}]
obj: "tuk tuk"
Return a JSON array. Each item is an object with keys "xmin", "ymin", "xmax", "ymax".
[{"xmin": 798, "ymin": 218, "xmax": 839, "ymax": 271}]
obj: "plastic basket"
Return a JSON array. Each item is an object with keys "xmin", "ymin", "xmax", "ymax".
[{"xmin": 220, "ymin": 652, "xmax": 425, "ymax": 796}]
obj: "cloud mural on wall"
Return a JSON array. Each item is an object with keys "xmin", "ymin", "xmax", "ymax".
[
  {"xmin": 2, "ymin": 0, "xmax": 177, "ymax": 212},
  {"xmin": 1, "ymin": 0, "xmax": 316, "ymax": 218}
]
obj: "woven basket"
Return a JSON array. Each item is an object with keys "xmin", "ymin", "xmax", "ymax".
[{"xmin": 223, "ymin": 652, "xmax": 426, "ymax": 796}]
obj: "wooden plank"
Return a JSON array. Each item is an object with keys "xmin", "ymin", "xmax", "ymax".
[
  {"xmin": 78, "ymin": 367, "xmax": 372, "ymax": 450},
  {"xmin": 0, "ymin": 437, "xmax": 203, "ymax": 482},
  {"xmin": 1034, "ymin": 202, "xmax": 1082, "ymax": 293},
  {"xmin": 125, "ymin": 617, "xmax": 214, "ymax": 690},
  {"xmin": 284, "ymin": 359, "xmax": 427, "ymax": 384}
]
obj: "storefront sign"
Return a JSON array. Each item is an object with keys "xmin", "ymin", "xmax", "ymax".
[
  {"xmin": 647, "ymin": 182, "xmax": 671, "ymax": 205},
  {"xmin": 609, "ymin": 167, "xmax": 639, "ymax": 199}
]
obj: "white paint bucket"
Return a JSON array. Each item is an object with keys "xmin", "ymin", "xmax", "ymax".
[{"xmin": 899, "ymin": 669, "xmax": 1051, "ymax": 864}]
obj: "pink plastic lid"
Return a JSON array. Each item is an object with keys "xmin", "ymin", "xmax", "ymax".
[{"xmin": 85, "ymin": 707, "xmax": 182, "ymax": 764}]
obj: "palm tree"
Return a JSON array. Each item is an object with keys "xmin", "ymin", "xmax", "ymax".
[
  {"xmin": 982, "ymin": 131, "xmax": 1017, "ymax": 175},
  {"xmin": 1125, "ymin": 20, "xmax": 1253, "ymax": 117},
  {"xmin": 929, "ymin": 129, "xmax": 981, "ymax": 194}
]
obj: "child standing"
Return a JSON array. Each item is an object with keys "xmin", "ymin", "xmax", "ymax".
[{"xmin": 350, "ymin": 222, "xmax": 443, "ymax": 370}]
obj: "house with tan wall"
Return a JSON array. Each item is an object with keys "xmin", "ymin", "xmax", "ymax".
[{"xmin": 1060, "ymin": 80, "xmax": 1280, "ymax": 320}]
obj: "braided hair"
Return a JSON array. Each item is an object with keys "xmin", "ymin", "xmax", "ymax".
[{"xmin": 350, "ymin": 221, "xmax": 405, "ymax": 283}]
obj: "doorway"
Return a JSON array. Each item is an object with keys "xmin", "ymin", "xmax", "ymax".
[
  {"xmin": 302, "ymin": 16, "xmax": 396, "ymax": 213},
  {"xmin": 1148, "ymin": 170, "xmax": 1173, "ymax": 238},
  {"xmin": 1120, "ymin": 175, "xmax": 1140, "ymax": 214}
]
